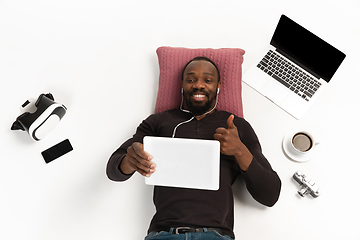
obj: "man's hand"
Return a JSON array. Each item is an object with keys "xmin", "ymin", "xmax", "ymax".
[
  {"xmin": 214, "ymin": 114, "xmax": 242, "ymax": 156},
  {"xmin": 120, "ymin": 142, "xmax": 155, "ymax": 177},
  {"xmin": 214, "ymin": 115, "xmax": 252, "ymax": 171}
]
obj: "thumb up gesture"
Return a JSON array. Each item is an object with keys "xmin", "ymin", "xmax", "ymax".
[
  {"xmin": 214, "ymin": 115, "xmax": 241, "ymax": 156},
  {"xmin": 214, "ymin": 115, "xmax": 252, "ymax": 171}
]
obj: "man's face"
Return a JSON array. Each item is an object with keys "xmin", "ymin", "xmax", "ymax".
[{"xmin": 182, "ymin": 60, "xmax": 220, "ymax": 116}]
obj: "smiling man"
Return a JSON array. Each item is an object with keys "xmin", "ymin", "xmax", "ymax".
[
  {"xmin": 181, "ymin": 57, "xmax": 220, "ymax": 117},
  {"xmin": 106, "ymin": 57, "xmax": 281, "ymax": 240}
]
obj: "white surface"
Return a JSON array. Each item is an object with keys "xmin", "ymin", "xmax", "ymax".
[
  {"xmin": 1, "ymin": 0, "xmax": 359, "ymax": 240},
  {"xmin": 144, "ymin": 136, "xmax": 220, "ymax": 190}
]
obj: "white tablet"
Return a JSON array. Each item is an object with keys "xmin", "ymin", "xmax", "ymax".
[{"xmin": 144, "ymin": 136, "xmax": 220, "ymax": 190}]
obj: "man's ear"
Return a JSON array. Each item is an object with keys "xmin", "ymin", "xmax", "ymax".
[{"xmin": 217, "ymin": 81, "xmax": 222, "ymax": 93}]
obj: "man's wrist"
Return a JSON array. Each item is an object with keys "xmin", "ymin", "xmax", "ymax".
[
  {"xmin": 119, "ymin": 155, "xmax": 135, "ymax": 175},
  {"xmin": 234, "ymin": 150, "xmax": 252, "ymax": 172}
]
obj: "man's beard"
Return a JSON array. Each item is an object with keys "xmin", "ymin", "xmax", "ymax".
[{"xmin": 183, "ymin": 89, "xmax": 217, "ymax": 116}]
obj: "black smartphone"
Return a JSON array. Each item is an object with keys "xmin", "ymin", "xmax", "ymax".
[{"xmin": 41, "ymin": 139, "xmax": 73, "ymax": 163}]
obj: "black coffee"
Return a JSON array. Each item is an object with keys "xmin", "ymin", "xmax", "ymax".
[{"xmin": 292, "ymin": 133, "xmax": 313, "ymax": 152}]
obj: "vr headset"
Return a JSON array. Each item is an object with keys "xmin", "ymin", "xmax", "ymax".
[{"xmin": 11, "ymin": 93, "xmax": 67, "ymax": 141}]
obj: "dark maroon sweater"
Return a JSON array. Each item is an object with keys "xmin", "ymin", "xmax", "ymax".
[{"xmin": 106, "ymin": 109, "xmax": 281, "ymax": 239}]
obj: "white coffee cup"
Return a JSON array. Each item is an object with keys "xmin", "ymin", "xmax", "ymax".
[{"xmin": 290, "ymin": 131, "xmax": 320, "ymax": 154}]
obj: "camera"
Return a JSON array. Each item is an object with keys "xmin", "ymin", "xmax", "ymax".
[{"xmin": 293, "ymin": 171, "xmax": 321, "ymax": 198}]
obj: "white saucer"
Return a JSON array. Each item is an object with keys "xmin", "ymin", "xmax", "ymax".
[{"xmin": 282, "ymin": 129, "xmax": 320, "ymax": 162}]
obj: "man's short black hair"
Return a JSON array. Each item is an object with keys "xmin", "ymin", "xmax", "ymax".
[{"xmin": 182, "ymin": 56, "xmax": 220, "ymax": 83}]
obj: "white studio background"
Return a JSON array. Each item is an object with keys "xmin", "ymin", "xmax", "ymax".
[{"xmin": 1, "ymin": 0, "xmax": 359, "ymax": 240}]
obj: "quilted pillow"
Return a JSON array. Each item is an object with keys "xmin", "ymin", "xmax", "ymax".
[{"xmin": 155, "ymin": 46, "xmax": 245, "ymax": 118}]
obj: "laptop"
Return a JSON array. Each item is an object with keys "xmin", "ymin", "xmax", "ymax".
[
  {"xmin": 143, "ymin": 136, "xmax": 220, "ymax": 191},
  {"xmin": 243, "ymin": 15, "xmax": 346, "ymax": 119}
]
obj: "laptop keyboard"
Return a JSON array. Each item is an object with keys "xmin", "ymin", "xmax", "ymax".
[{"xmin": 257, "ymin": 50, "xmax": 321, "ymax": 101}]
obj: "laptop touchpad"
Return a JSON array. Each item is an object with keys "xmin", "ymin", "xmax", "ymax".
[{"xmin": 261, "ymin": 81, "xmax": 289, "ymax": 104}]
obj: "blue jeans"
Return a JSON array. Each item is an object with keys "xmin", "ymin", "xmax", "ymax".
[{"xmin": 144, "ymin": 228, "xmax": 234, "ymax": 240}]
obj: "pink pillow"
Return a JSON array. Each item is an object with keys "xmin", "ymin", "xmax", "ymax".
[{"xmin": 155, "ymin": 46, "xmax": 245, "ymax": 118}]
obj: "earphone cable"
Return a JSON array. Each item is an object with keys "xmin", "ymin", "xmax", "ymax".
[{"xmin": 173, "ymin": 89, "xmax": 219, "ymax": 138}]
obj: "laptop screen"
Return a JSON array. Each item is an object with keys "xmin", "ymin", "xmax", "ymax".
[{"xmin": 270, "ymin": 15, "xmax": 346, "ymax": 82}]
